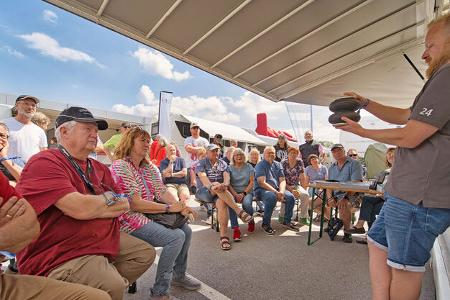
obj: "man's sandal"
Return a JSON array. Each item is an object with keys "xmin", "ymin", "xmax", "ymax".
[
  {"xmin": 220, "ymin": 237, "xmax": 231, "ymax": 251},
  {"xmin": 238, "ymin": 210, "xmax": 253, "ymax": 223}
]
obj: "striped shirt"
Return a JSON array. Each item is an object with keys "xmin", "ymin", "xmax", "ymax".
[{"xmin": 110, "ymin": 157, "xmax": 167, "ymax": 233}]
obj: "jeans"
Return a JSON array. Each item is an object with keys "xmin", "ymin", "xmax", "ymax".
[
  {"xmin": 256, "ymin": 190, "xmax": 295, "ymax": 226},
  {"xmin": 229, "ymin": 192, "xmax": 254, "ymax": 228},
  {"xmin": 131, "ymin": 222, "xmax": 192, "ymax": 296},
  {"xmin": 368, "ymin": 192, "xmax": 450, "ymax": 272},
  {"xmin": 195, "ymin": 186, "xmax": 217, "ymax": 216},
  {"xmin": 359, "ymin": 195, "xmax": 384, "ymax": 227}
]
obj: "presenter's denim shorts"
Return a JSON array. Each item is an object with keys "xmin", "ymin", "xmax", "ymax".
[{"xmin": 368, "ymin": 192, "xmax": 450, "ymax": 272}]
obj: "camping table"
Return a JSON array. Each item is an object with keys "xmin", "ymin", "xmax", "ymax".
[{"xmin": 306, "ymin": 181, "xmax": 380, "ymax": 246}]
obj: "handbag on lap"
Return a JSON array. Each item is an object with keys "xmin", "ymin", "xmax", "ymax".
[{"xmin": 145, "ymin": 212, "xmax": 188, "ymax": 229}]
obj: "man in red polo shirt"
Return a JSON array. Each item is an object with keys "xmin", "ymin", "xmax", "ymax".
[
  {"xmin": 16, "ymin": 107, "xmax": 155, "ymax": 300},
  {"xmin": 0, "ymin": 172, "xmax": 111, "ymax": 300}
]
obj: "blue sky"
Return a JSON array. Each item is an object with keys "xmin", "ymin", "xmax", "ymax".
[{"xmin": 0, "ymin": 0, "xmax": 340, "ymax": 142}]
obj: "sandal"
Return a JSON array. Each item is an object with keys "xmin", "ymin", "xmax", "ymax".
[
  {"xmin": 220, "ymin": 237, "xmax": 231, "ymax": 251},
  {"xmin": 238, "ymin": 210, "xmax": 253, "ymax": 223}
]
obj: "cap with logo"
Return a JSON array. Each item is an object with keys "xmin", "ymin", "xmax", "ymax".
[
  {"xmin": 15, "ymin": 95, "xmax": 40, "ymax": 104},
  {"xmin": 55, "ymin": 106, "xmax": 108, "ymax": 130},
  {"xmin": 331, "ymin": 143, "xmax": 344, "ymax": 151},
  {"xmin": 190, "ymin": 122, "xmax": 200, "ymax": 129}
]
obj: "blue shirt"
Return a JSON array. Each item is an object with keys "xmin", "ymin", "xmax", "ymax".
[
  {"xmin": 328, "ymin": 158, "xmax": 363, "ymax": 197},
  {"xmin": 195, "ymin": 158, "xmax": 228, "ymax": 189},
  {"xmin": 328, "ymin": 158, "xmax": 363, "ymax": 182},
  {"xmin": 305, "ymin": 165, "xmax": 328, "ymax": 182},
  {"xmin": 159, "ymin": 157, "xmax": 186, "ymax": 184},
  {"xmin": 254, "ymin": 159, "xmax": 284, "ymax": 194},
  {"xmin": 228, "ymin": 163, "xmax": 254, "ymax": 193}
]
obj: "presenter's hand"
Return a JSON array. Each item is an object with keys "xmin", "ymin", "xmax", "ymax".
[
  {"xmin": 334, "ymin": 116, "xmax": 364, "ymax": 137},
  {"xmin": 343, "ymin": 91, "xmax": 368, "ymax": 104}
]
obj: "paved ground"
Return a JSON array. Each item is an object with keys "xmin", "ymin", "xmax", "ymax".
[{"xmin": 124, "ymin": 200, "xmax": 436, "ymax": 300}]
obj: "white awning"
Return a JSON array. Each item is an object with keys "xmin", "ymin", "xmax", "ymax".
[
  {"xmin": 183, "ymin": 115, "xmax": 266, "ymax": 145},
  {"xmin": 44, "ymin": 0, "xmax": 437, "ymax": 107}
]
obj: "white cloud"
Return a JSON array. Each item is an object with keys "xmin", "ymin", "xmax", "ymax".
[
  {"xmin": 138, "ymin": 85, "xmax": 156, "ymax": 105},
  {"xmin": 112, "ymin": 103, "xmax": 157, "ymax": 118},
  {"xmin": 113, "ymin": 85, "xmax": 240, "ymax": 123},
  {"xmin": 0, "ymin": 45, "xmax": 25, "ymax": 58},
  {"xmin": 227, "ymin": 91, "xmax": 285, "ymax": 121},
  {"xmin": 18, "ymin": 32, "xmax": 104, "ymax": 67},
  {"xmin": 132, "ymin": 47, "xmax": 191, "ymax": 81},
  {"xmin": 172, "ymin": 95, "xmax": 240, "ymax": 123},
  {"xmin": 111, "ymin": 85, "xmax": 343, "ymax": 143},
  {"xmin": 43, "ymin": 10, "xmax": 58, "ymax": 24},
  {"xmin": 113, "ymin": 85, "xmax": 159, "ymax": 117}
]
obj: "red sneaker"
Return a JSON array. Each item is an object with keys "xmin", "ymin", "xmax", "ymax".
[
  {"xmin": 247, "ymin": 220, "xmax": 255, "ymax": 233},
  {"xmin": 233, "ymin": 227, "xmax": 241, "ymax": 242}
]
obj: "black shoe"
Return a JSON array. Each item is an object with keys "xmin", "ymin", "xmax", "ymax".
[
  {"xmin": 282, "ymin": 222, "xmax": 300, "ymax": 232},
  {"xmin": 262, "ymin": 224, "xmax": 275, "ymax": 235},
  {"xmin": 344, "ymin": 226, "xmax": 366, "ymax": 234},
  {"xmin": 324, "ymin": 226, "xmax": 329, "ymax": 232},
  {"xmin": 189, "ymin": 185, "xmax": 197, "ymax": 195},
  {"xmin": 342, "ymin": 234, "xmax": 353, "ymax": 243}
]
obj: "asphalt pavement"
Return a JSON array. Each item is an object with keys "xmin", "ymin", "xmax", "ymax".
[{"xmin": 124, "ymin": 199, "xmax": 435, "ymax": 300}]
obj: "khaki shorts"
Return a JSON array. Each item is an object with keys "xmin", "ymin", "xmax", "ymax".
[
  {"xmin": 47, "ymin": 232, "xmax": 155, "ymax": 300},
  {"xmin": 0, "ymin": 274, "xmax": 111, "ymax": 300},
  {"xmin": 166, "ymin": 183, "xmax": 190, "ymax": 199}
]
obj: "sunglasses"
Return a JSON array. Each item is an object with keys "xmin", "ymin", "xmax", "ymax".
[{"xmin": 349, "ymin": 154, "xmax": 358, "ymax": 157}]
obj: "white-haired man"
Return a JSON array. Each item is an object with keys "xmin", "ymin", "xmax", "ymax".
[
  {"xmin": 2, "ymin": 95, "xmax": 47, "ymax": 163},
  {"xmin": 335, "ymin": 14, "xmax": 450, "ymax": 300},
  {"xmin": 15, "ymin": 107, "xmax": 155, "ymax": 300},
  {"xmin": 0, "ymin": 172, "xmax": 110, "ymax": 300},
  {"xmin": 254, "ymin": 146, "xmax": 298, "ymax": 234}
]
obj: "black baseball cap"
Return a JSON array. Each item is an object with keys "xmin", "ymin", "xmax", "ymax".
[
  {"xmin": 15, "ymin": 95, "xmax": 40, "ymax": 104},
  {"xmin": 55, "ymin": 106, "xmax": 108, "ymax": 130}
]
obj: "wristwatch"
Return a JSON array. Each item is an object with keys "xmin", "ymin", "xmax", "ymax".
[
  {"xmin": 242, "ymin": 191, "xmax": 247, "ymax": 196},
  {"xmin": 103, "ymin": 192, "xmax": 117, "ymax": 206},
  {"xmin": 165, "ymin": 204, "xmax": 171, "ymax": 213}
]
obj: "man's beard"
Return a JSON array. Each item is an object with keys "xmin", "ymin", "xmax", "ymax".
[
  {"xmin": 426, "ymin": 41, "xmax": 450, "ymax": 78},
  {"xmin": 17, "ymin": 108, "xmax": 34, "ymax": 119}
]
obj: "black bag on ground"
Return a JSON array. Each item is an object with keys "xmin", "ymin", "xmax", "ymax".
[
  {"xmin": 327, "ymin": 217, "xmax": 344, "ymax": 241},
  {"xmin": 145, "ymin": 212, "xmax": 188, "ymax": 229}
]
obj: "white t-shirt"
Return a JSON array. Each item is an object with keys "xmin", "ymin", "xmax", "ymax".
[
  {"xmin": 2, "ymin": 117, "xmax": 48, "ymax": 163},
  {"xmin": 184, "ymin": 136, "xmax": 209, "ymax": 167}
]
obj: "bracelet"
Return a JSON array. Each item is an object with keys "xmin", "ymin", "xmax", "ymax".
[
  {"xmin": 0, "ymin": 156, "xmax": 20, "ymax": 162},
  {"xmin": 165, "ymin": 204, "xmax": 171, "ymax": 213},
  {"xmin": 361, "ymin": 98, "xmax": 370, "ymax": 109}
]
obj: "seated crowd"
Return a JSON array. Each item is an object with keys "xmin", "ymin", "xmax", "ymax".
[{"xmin": 0, "ymin": 95, "xmax": 394, "ymax": 299}]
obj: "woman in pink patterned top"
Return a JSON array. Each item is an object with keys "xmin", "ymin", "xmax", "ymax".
[{"xmin": 110, "ymin": 127, "xmax": 200, "ymax": 299}]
